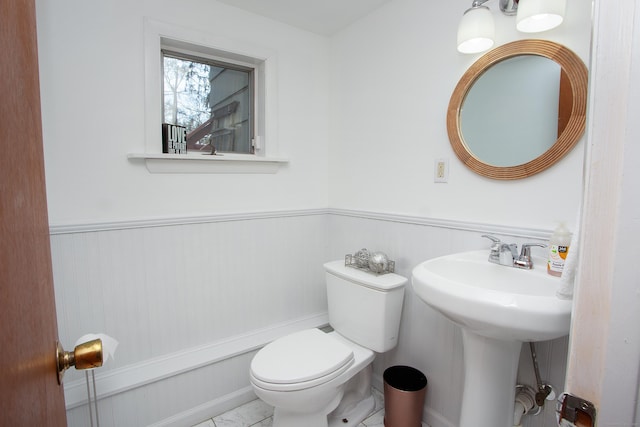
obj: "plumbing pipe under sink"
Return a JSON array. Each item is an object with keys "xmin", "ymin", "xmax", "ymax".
[{"xmin": 513, "ymin": 386, "xmax": 538, "ymax": 426}]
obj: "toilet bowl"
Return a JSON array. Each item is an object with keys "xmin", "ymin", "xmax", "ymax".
[
  {"xmin": 250, "ymin": 329, "xmax": 375, "ymax": 427},
  {"xmin": 249, "ymin": 260, "xmax": 407, "ymax": 427}
]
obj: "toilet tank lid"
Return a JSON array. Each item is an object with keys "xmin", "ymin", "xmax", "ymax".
[{"xmin": 324, "ymin": 260, "xmax": 407, "ymax": 291}]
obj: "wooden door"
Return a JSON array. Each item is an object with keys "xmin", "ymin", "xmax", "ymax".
[{"xmin": 0, "ymin": 0, "xmax": 68, "ymax": 424}]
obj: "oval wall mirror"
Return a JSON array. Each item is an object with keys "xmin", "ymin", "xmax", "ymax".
[{"xmin": 447, "ymin": 39, "xmax": 588, "ymax": 180}]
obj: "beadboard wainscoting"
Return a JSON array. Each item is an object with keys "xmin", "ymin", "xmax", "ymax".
[
  {"xmin": 50, "ymin": 209, "xmax": 568, "ymax": 427},
  {"xmin": 327, "ymin": 211, "xmax": 568, "ymax": 427},
  {"xmin": 50, "ymin": 210, "xmax": 331, "ymax": 426}
]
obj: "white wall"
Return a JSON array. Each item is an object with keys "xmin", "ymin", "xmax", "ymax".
[
  {"xmin": 329, "ymin": 0, "xmax": 593, "ymax": 230},
  {"xmin": 325, "ymin": 2, "xmax": 591, "ymax": 425},
  {"xmin": 36, "ymin": 0, "xmax": 330, "ymax": 225},
  {"xmin": 36, "ymin": 0, "xmax": 595, "ymax": 426},
  {"xmin": 36, "ymin": 0, "xmax": 335, "ymax": 424}
]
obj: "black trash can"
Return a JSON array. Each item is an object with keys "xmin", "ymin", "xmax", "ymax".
[{"xmin": 383, "ymin": 365, "xmax": 427, "ymax": 427}]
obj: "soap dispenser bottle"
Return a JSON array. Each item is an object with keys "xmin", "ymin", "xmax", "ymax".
[{"xmin": 547, "ymin": 223, "xmax": 572, "ymax": 277}]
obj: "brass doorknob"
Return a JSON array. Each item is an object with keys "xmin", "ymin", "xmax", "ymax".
[{"xmin": 56, "ymin": 338, "xmax": 103, "ymax": 384}]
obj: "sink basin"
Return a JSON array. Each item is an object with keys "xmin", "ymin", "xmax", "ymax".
[
  {"xmin": 411, "ymin": 250, "xmax": 572, "ymax": 427},
  {"xmin": 412, "ymin": 250, "xmax": 571, "ymax": 341}
]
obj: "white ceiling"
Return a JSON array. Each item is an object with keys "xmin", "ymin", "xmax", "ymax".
[{"xmin": 216, "ymin": 0, "xmax": 392, "ymax": 36}]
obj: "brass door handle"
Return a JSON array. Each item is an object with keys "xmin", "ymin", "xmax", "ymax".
[{"xmin": 56, "ymin": 338, "xmax": 103, "ymax": 384}]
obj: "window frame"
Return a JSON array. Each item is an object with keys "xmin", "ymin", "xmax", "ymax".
[
  {"xmin": 139, "ymin": 18, "xmax": 285, "ymax": 174},
  {"xmin": 161, "ymin": 48, "xmax": 256, "ymax": 154}
]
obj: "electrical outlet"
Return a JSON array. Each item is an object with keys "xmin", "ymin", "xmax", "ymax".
[{"xmin": 435, "ymin": 158, "xmax": 449, "ymax": 183}]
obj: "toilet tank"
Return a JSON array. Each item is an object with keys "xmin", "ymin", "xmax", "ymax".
[{"xmin": 324, "ymin": 260, "xmax": 406, "ymax": 353}]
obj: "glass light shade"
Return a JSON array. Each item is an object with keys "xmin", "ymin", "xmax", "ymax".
[
  {"xmin": 516, "ymin": 0, "xmax": 567, "ymax": 33},
  {"xmin": 457, "ymin": 6, "xmax": 495, "ymax": 54}
]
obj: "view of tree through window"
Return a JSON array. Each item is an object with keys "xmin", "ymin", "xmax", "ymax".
[
  {"xmin": 163, "ymin": 56, "xmax": 211, "ymax": 134},
  {"xmin": 162, "ymin": 51, "xmax": 254, "ymax": 154}
]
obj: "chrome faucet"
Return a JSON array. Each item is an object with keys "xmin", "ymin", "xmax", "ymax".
[
  {"xmin": 482, "ymin": 235, "xmax": 516, "ymax": 265},
  {"xmin": 482, "ymin": 235, "xmax": 546, "ymax": 269},
  {"xmin": 514, "ymin": 243, "xmax": 546, "ymax": 269}
]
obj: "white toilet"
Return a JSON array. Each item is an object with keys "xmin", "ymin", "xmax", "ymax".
[{"xmin": 250, "ymin": 260, "xmax": 407, "ymax": 427}]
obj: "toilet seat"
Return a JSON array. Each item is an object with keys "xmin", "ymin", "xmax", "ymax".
[{"xmin": 250, "ymin": 328, "xmax": 355, "ymax": 392}]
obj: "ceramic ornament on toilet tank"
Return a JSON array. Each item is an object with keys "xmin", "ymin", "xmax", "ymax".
[{"xmin": 162, "ymin": 123, "xmax": 187, "ymax": 154}]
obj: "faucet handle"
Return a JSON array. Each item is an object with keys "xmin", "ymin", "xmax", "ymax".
[
  {"xmin": 519, "ymin": 243, "xmax": 546, "ymax": 258},
  {"xmin": 482, "ymin": 235, "xmax": 503, "ymax": 264},
  {"xmin": 514, "ymin": 243, "xmax": 547, "ymax": 269},
  {"xmin": 481, "ymin": 234, "xmax": 501, "ymax": 248}
]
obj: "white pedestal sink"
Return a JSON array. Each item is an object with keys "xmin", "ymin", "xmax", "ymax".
[{"xmin": 412, "ymin": 250, "xmax": 572, "ymax": 427}]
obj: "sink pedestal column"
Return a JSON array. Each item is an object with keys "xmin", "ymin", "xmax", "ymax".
[{"xmin": 459, "ymin": 330, "xmax": 522, "ymax": 427}]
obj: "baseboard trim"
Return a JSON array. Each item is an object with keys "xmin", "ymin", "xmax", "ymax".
[
  {"xmin": 146, "ymin": 386, "xmax": 257, "ymax": 427},
  {"xmin": 422, "ymin": 408, "xmax": 457, "ymax": 427},
  {"xmin": 64, "ymin": 312, "xmax": 328, "ymax": 410}
]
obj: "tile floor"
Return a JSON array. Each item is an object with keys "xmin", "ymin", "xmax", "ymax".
[{"xmin": 192, "ymin": 387, "xmax": 428, "ymax": 427}]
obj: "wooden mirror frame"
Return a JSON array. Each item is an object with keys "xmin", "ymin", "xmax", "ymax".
[{"xmin": 447, "ymin": 39, "xmax": 588, "ymax": 180}]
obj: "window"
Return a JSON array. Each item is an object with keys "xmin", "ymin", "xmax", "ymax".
[
  {"xmin": 162, "ymin": 50, "xmax": 255, "ymax": 154},
  {"xmin": 140, "ymin": 19, "xmax": 285, "ymax": 173}
]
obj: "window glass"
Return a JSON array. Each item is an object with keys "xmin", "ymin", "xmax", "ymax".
[{"xmin": 162, "ymin": 51, "xmax": 254, "ymax": 154}]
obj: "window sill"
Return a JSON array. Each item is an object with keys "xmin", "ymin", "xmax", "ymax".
[{"xmin": 127, "ymin": 153, "xmax": 288, "ymax": 174}]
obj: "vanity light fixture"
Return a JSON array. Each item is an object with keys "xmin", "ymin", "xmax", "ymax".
[
  {"xmin": 457, "ymin": 0, "xmax": 566, "ymax": 54},
  {"xmin": 457, "ymin": 3, "xmax": 495, "ymax": 54},
  {"xmin": 516, "ymin": 0, "xmax": 567, "ymax": 33}
]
